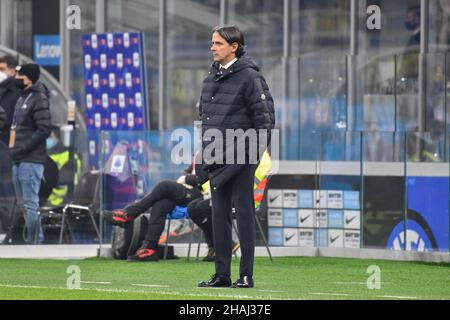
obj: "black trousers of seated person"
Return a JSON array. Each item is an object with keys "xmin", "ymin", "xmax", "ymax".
[
  {"xmin": 123, "ymin": 180, "xmax": 202, "ymax": 249},
  {"xmin": 187, "ymin": 197, "xmax": 214, "ymax": 248},
  {"xmin": 211, "ymin": 164, "xmax": 256, "ymax": 278}
]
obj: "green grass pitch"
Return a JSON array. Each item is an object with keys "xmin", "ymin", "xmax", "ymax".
[{"xmin": 0, "ymin": 256, "xmax": 449, "ymax": 300}]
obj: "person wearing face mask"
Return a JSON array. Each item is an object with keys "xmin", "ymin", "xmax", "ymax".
[
  {"xmin": 0, "ymin": 55, "xmax": 20, "ymax": 147},
  {"xmin": 9, "ymin": 63, "xmax": 51, "ymax": 244}
]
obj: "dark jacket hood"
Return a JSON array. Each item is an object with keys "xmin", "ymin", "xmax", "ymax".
[{"xmin": 25, "ymin": 81, "xmax": 50, "ymax": 98}]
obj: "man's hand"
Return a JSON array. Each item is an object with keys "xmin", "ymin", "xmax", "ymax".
[{"xmin": 9, "ymin": 147, "xmax": 24, "ymax": 160}]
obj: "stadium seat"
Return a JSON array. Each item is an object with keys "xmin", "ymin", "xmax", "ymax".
[{"xmin": 39, "ymin": 170, "xmax": 102, "ymax": 244}]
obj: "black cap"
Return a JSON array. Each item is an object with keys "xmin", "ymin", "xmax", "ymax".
[{"xmin": 16, "ymin": 63, "xmax": 40, "ymax": 83}]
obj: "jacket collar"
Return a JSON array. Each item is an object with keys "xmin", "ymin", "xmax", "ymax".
[
  {"xmin": 220, "ymin": 58, "xmax": 237, "ymax": 70},
  {"xmin": 212, "ymin": 60, "xmax": 236, "ymax": 82}
]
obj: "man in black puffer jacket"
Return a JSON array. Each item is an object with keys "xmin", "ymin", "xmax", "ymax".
[
  {"xmin": 197, "ymin": 25, "xmax": 275, "ymax": 289},
  {"xmin": 9, "ymin": 63, "xmax": 51, "ymax": 244}
]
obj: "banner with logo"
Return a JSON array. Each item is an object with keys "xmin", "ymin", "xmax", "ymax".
[
  {"xmin": 81, "ymin": 32, "xmax": 149, "ymax": 167},
  {"xmin": 34, "ymin": 35, "xmax": 61, "ymax": 66},
  {"xmin": 387, "ymin": 177, "xmax": 449, "ymax": 252}
]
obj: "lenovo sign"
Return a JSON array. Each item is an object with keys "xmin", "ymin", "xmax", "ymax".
[{"xmin": 34, "ymin": 35, "xmax": 61, "ymax": 66}]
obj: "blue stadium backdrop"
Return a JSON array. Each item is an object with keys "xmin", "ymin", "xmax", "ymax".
[{"xmin": 82, "ymin": 32, "xmax": 149, "ymax": 169}]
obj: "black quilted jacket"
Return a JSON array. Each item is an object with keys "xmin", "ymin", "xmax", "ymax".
[
  {"xmin": 198, "ymin": 55, "xmax": 275, "ymax": 189},
  {"xmin": 9, "ymin": 81, "xmax": 51, "ymax": 164}
]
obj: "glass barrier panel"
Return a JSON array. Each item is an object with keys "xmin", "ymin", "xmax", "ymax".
[
  {"xmin": 299, "ymin": 54, "xmax": 347, "ymax": 134},
  {"xmin": 317, "ymin": 131, "xmax": 362, "ymax": 250},
  {"xmin": 98, "ymin": 130, "xmax": 196, "ymax": 253},
  {"xmin": 0, "ymin": 127, "xmax": 90, "ymax": 245},
  {"xmin": 352, "ymin": 53, "xmax": 396, "ymax": 132},
  {"xmin": 396, "ymin": 52, "xmax": 420, "ymax": 131},
  {"xmin": 362, "ymin": 131, "xmax": 406, "ymax": 250},
  {"xmin": 424, "ymin": 54, "xmax": 446, "ymax": 134},
  {"xmin": 280, "ymin": 57, "xmax": 301, "ymax": 160},
  {"xmin": 447, "ymin": 53, "xmax": 450, "ymax": 134}
]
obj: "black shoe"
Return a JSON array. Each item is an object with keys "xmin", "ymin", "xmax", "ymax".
[
  {"xmin": 232, "ymin": 276, "xmax": 254, "ymax": 288},
  {"xmin": 203, "ymin": 247, "xmax": 215, "ymax": 262},
  {"xmin": 198, "ymin": 274, "xmax": 231, "ymax": 287}
]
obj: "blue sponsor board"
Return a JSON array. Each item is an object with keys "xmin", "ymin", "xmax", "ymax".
[
  {"xmin": 328, "ymin": 210, "xmax": 344, "ymax": 228},
  {"xmin": 386, "ymin": 177, "xmax": 449, "ymax": 251},
  {"xmin": 268, "ymin": 228, "xmax": 283, "ymax": 246},
  {"xmin": 34, "ymin": 35, "xmax": 60, "ymax": 66},
  {"xmin": 82, "ymin": 32, "xmax": 149, "ymax": 168},
  {"xmin": 298, "ymin": 190, "xmax": 314, "ymax": 208},
  {"xmin": 283, "ymin": 209, "xmax": 298, "ymax": 227},
  {"xmin": 344, "ymin": 191, "xmax": 360, "ymax": 210},
  {"xmin": 315, "ymin": 229, "xmax": 328, "ymax": 247},
  {"xmin": 387, "ymin": 220, "xmax": 434, "ymax": 251},
  {"xmin": 388, "ymin": 177, "xmax": 449, "ymax": 252}
]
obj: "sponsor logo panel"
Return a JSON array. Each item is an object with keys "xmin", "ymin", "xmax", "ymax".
[
  {"xmin": 267, "ymin": 189, "xmax": 283, "ymax": 208},
  {"xmin": 283, "ymin": 228, "xmax": 299, "ymax": 246},
  {"xmin": 299, "ymin": 228, "xmax": 314, "ymax": 247},
  {"xmin": 298, "ymin": 209, "xmax": 314, "ymax": 228},
  {"xmin": 267, "ymin": 209, "xmax": 283, "ymax": 227},
  {"xmin": 282, "ymin": 189, "xmax": 298, "ymax": 208}
]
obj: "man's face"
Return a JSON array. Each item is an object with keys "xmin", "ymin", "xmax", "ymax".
[
  {"xmin": 0, "ymin": 63, "xmax": 16, "ymax": 77},
  {"xmin": 405, "ymin": 10, "xmax": 420, "ymax": 31},
  {"xmin": 210, "ymin": 32, "xmax": 237, "ymax": 65}
]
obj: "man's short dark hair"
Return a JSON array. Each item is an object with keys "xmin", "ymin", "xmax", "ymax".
[
  {"xmin": 407, "ymin": 5, "xmax": 421, "ymax": 18},
  {"xmin": 212, "ymin": 25, "xmax": 246, "ymax": 58},
  {"xmin": 0, "ymin": 55, "xmax": 18, "ymax": 69}
]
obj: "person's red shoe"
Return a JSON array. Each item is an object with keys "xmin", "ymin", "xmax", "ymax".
[
  {"xmin": 103, "ymin": 210, "xmax": 133, "ymax": 227},
  {"xmin": 127, "ymin": 242, "xmax": 160, "ymax": 262}
]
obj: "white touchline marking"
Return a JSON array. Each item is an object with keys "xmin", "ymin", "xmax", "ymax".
[
  {"xmin": 309, "ymin": 292, "xmax": 351, "ymax": 296},
  {"xmin": 131, "ymin": 283, "xmax": 169, "ymax": 288},
  {"xmin": 257, "ymin": 290, "xmax": 285, "ymax": 293},
  {"xmin": 0, "ymin": 283, "xmax": 275, "ymax": 299},
  {"xmin": 80, "ymin": 281, "xmax": 112, "ymax": 285},
  {"xmin": 332, "ymin": 282, "xmax": 392, "ymax": 285},
  {"xmin": 377, "ymin": 295, "xmax": 417, "ymax": 299}
]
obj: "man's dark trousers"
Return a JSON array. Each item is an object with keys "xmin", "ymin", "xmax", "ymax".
[
  {"xmin": 122, "ymin": 180, "xmax": 202, "ymax": 247},
  {"xmin": 211, "ymin": 164, "xmax": 256, "ymax": 277}
]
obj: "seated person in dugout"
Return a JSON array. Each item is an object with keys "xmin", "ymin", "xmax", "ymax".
[{"xmin": 103, "ymin": 160, "xmax": 240, "ymax": 262}]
